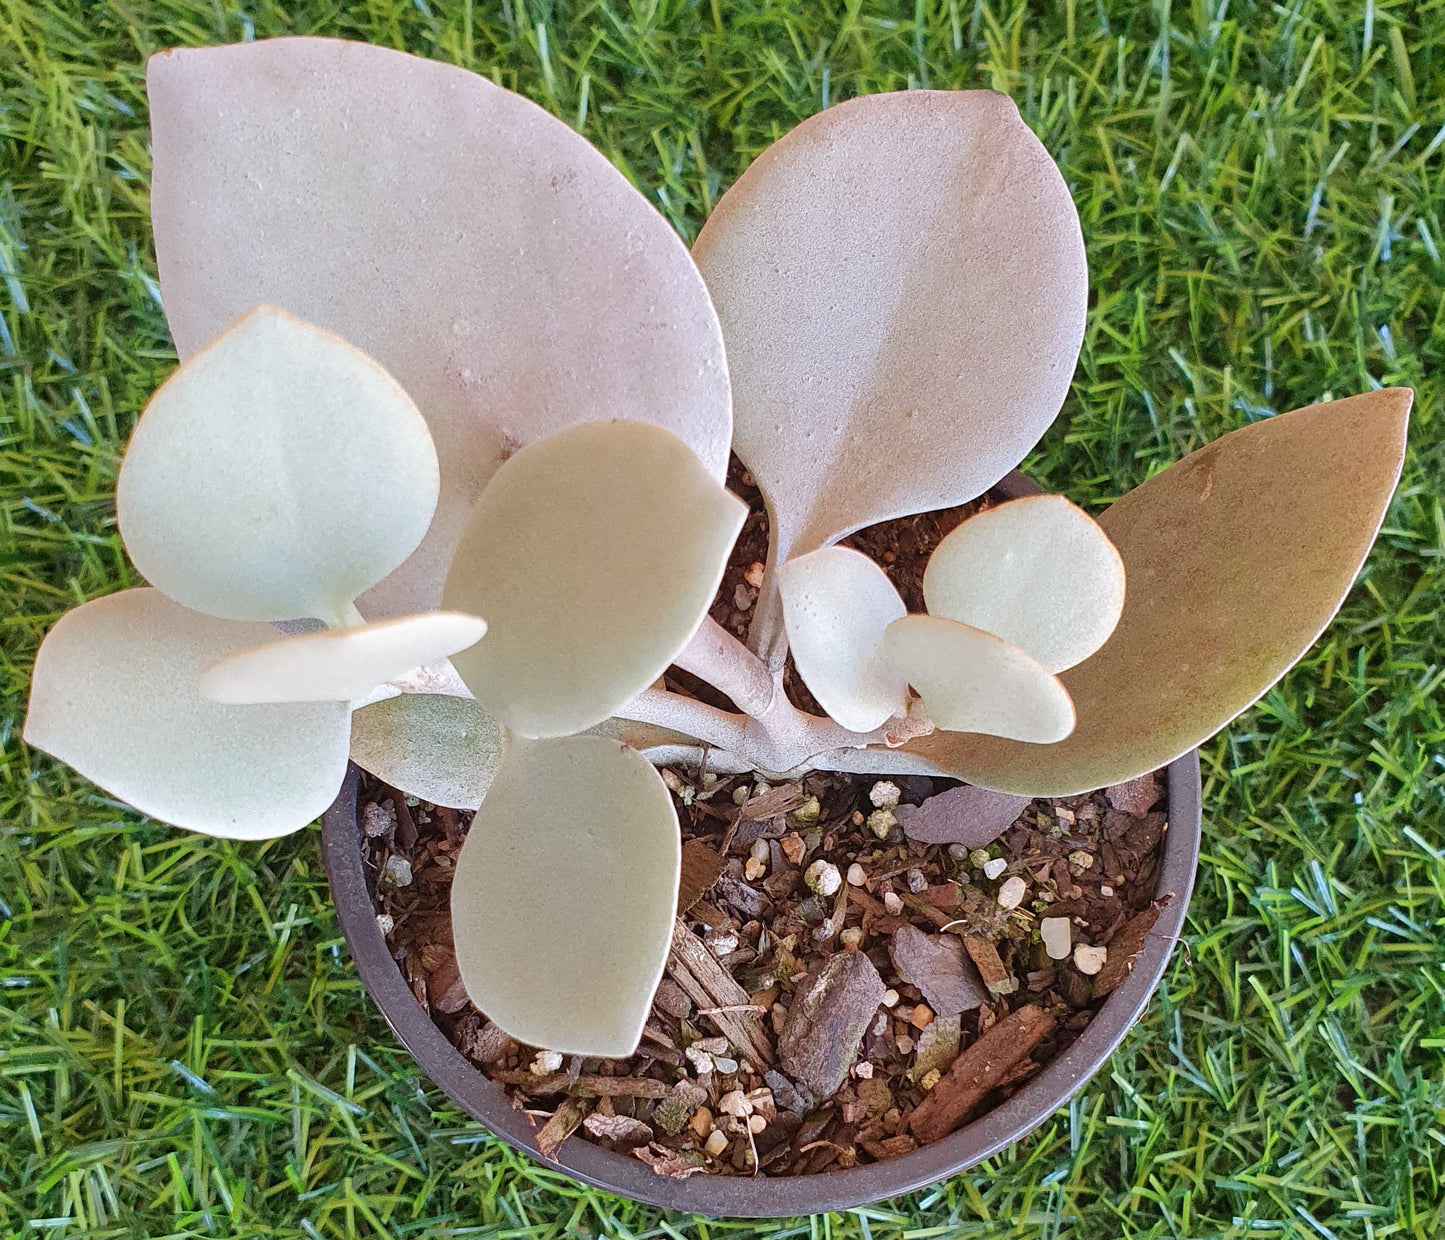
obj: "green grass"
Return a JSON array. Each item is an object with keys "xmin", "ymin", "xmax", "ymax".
[{"xmin": 2, "ymin": 0, "xmax": 1445, "ymax": 1235}]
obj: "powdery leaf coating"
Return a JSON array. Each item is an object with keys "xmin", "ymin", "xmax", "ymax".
[
  {"xmin": 147, "ymin": 37, "xmax": 731, "ymax": 619},
  {"xmin": 692, "ymin": 89, "xmax": 1087, "ymax": 563},
  {"xmin": 443, "ymin": 421, "xmax": 746, "ymax": 738},
  {"xmin": 923, "ymin": 495, "xmax": 1125, "ymax": 672},
  {"xmin": 450, "ymin": 736, "xmax": 681, "ymax": 1057},
  {"xmin": 882, "ymin": 614, "xmax": 1075, "ymax": 743},
  {"xmin": 117, "ymin": 307, "xmax": 438, "ymax": 626},
  {"xmin": 199, "ymin": 612, "xmax": 486, "ymax": 704},
  {"xmin": 23, "ymin": 589, "xmax": 349, "ymax": 839},
  {"xmin": 778, "ymin": 546, "xmax": 909, "ymax": 732},
  {"xmin": 350, "ymin": 693, "xmax": 505, "ymax": 810},
  {"xmin": 910, "ymin": 389, "xmax": 1412, "ymax": 794}
]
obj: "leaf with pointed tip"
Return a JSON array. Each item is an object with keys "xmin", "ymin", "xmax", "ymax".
[
  {"xmin": 692, "ymin": 90, "xmax": 1087, "ymax": 565},
  {"xmin": 23, "ymin": 589, "xmax": 350, "ymax": 839},
  {"xmin": 778, "ymin": 546, "xmax": 909, "ymax": 732},
  {"xmin": 199, "ymin": 612, "xmax": 486, "ymax": 704},
  {"xmin": 148, "ymin": 37, "xmax": 731, "ymax": 619},
  {"xmin": 909, "ymin": 389, "xmax": 1411, "ymax": 794},
  {"xmin": 443, "ymin": 421, "xmax": 746, "ymax": 738},
  {"xmin": 450, "ymin": 735, "xmax": 680, "ymax": 1057},
  {"xmin": 882, "ymin": 614, "xmax": 1075, "ymax": 742},
  {"xmin": 350, "ymin": 694, "xmax": 505, "ymax": 810},
  {"xmin": 923, "ymin": 495, "xmax": 1125, "ymax": 672},
  {"xmin": 117, "ymin": 306, "xmax": 438, "ymax": 625}
]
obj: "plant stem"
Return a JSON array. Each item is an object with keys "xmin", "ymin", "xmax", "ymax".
[{"xmin": 674, "ymin": 617, "xmax": 775, "ymax": 716}]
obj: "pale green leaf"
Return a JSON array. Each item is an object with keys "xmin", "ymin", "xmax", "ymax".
[{"xmin": 350, "ymin": 693, "xmax": 505, "ymax": 810}]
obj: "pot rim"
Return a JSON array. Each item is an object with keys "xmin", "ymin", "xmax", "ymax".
[{"xmin": 320, "ymin": 751, "xmax": 1200, "ymax": 1217}]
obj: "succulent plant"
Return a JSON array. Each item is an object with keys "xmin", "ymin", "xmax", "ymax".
[{"xmin": 23, "ymin": 37, "xmax": 1409, "ymax": 1058}]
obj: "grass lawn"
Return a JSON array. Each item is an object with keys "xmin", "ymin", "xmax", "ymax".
[{"xmin": 3, "ymin": 0, "xmax": 1445, "ymax": 1236}]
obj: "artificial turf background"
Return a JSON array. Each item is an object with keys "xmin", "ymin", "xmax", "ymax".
[{"xmin": 3, "ymin": 1, "xmax": 1445, "ymax": 1236}]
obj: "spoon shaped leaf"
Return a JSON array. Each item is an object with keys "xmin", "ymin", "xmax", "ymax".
[
  {"xmin": 443, "ymin": 421, "xmax": 746, "ymax": 738},
  {"xmin": 693, "ymin": 90, "xmax": 1087, "ymax": 568},
  {"xmin": 23, "ymin": 589, "xmax": 350, "ymax": 839},
  {"xmin": 350, "ymin": 694, "xmax": 505, "ymax": 810},
  {"xmin": 148, "ymin": 37, "xmax": 731, "ymax": 619},
  {"xmin": 199, "ymin": 612, "xmax": 487, "ymax": 704},
  {"xmin": 779, "ymin": 546, "xmax": 909, "ymax": 732},
  {"xmin": 882, "ymin": 614, "xmax": 1075, "ymax": 742},
  {"xmin": 923, "ymin": 495, "xmax": 1125, "ymax": 672},
  {"xmin": 117, "ymin": 306, "xmax": 438, "ymax": 626},
  {"xmin": 908, "ymin": 389, "xmax": 1411, "ymax": 793},
  {"xmin": 451, "ymin": 735, "xmax": 681, "ymax": 1057}
]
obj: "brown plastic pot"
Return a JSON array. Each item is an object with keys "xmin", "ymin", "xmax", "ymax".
[{"xmin": 320, "ymin": 750, "xmax": 1199, "ymax": 1217}]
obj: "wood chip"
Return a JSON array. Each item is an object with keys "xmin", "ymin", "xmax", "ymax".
[
  {"xmin": 911, "ymin": 1010, "xmax": 961, "ymax": 1082},
  {"xmin": 908, "ymin": 1004, "xmax": 1056, "ymax": 1142},
  {"xmin": 890, "ymin": 926, "xmax": 988, "ymax": 1015},
  {"xmin": 1095, "ymin": 896, "xmax": 1171, "ymax": 995},
  {"xmin": 667, "ymin": 919, "xmax": 773, "ymax": 1064},
  {"xmin": 742, "ymin": 782, "xmax": 807, "ymax": 820},
  {"xmin": 1105, "ymin": 772, "xmax": 1161, "ymax": 817},
  {"xmin": 678, "ymin": 838, "xmax": 727, "ymax": 912},
  {"xmin": 491, "ymin": 1070, "xmax": 674, "ymax": 1098},
  {"xmin": 961, "ymin": 934, "xmax": 1016, "ymax": 996},
  {"xmin": 582, "ymin": 1112, "xmax": 654, "ymax": 1147},
  {"xmin": 896, "ymin": 784, "xmax": 1031, "ymax": 846},
  {"xmin": 536, "ymin": 1096, "xmax": 589, "ymax": 1158},
  {"xmin": 634, "ymin": 1143, "xmax": 708, "ymax": 1177},
  {"xmin": 778, "ymin": 950, "xmax": 886, "ymax": 1097}
]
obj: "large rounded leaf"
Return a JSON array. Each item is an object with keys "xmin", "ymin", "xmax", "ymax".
[
  {"xmin": 909, "ymin": 389, "xmax": 1412, "ymax": 793},
  {"xmin": 779, "ymin": 546, "xmax": 908, "ymax": 732},
  {"xmin": 117, "ymin": 306, "xmax": 438, "ymax": 626},
  {"xmin": 148, "ymin": 37, "xmax": 732, "ymax": 619},
  {"xmin": 23, "ymin": 589, "xmax": 350, "ymax": 839},
  {"xmin": 882, "ymin": 614, "xmax": 1075, "ymax": 742},
  {"xmin": 692, "ymin": 90, "xmax": 1087, "ymax": 567},
  {"xmin": 923, "ymin": 495, "xmax": 1125, "ymax": 672},
  {"xmin": 443, "ymin": 421, "xmax": 746, "ymax": 738},
  {"xmin": 450, "ymin": 735, "xmax": 681, "ymax": 1057},
  {"xmin": 199, "ymin": 612, "xmax": 487, "ymax": 704},
  {"xmin": 350, "ymin": 694, "xmax": 505, "ymax": 810}
]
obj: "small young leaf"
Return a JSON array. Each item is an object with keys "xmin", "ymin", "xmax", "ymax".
[
  {"xmin": 923, "ymin": 495, "xmax": 1125, "ymax": 672},
  {"xmin": 148, "ymin": 37, "xmax": 731, "ymax": 618},
  {"xmin": 908, "ymin": 389, "xmax": 1411, "ymax": 793},
  {"xmin": 778, "ymin": 546, "xmax": 909, "ymax": 732},
  {"xmin": 117, "ymin": 307, "xmax": 438, "ymax": 626},
  {"xmin": 350, "ymin": 693, "xmax": 505, "ymax": 810},
  {"xmin": 882, "ymin": 614, "xmax": 1075, "ymax": 743},
  {"xmin": 23, "ymin": 589, "xmax": 350, "ymax": 839},
  {"xmin": 198, "ymin": 611, "xmax": 486, "ymax": 704},
  {"xmin": 443, "ymin": 421, "xmax": 746, "ymax": 738},
  {"xmin": 450, "ymin": 735, "xmax": 681, "ymax": 1057},
  {"xmin": 693, "ymin": 90, "xmax": 1087, "ymax": 565}
]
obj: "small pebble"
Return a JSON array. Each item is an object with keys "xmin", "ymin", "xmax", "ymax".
[
  {"xmin": 883, "ymin": 891, "xmax": 905, "ymax": 915},
  {"xmin": 375, "ymin": 912, "xmax": 395, "ymax": 936},
  {"xmin": 748, "ymin": 1114, "xmax": 768, "ymax": 1134},
  {"xmin": 839, "ymin": 927, "xmax": 864, "ymax": 948},
  {"xmin": 380, "ymin": 855, "xmax": 413, "ymax": 887},
  {"xmin": 947, "ymin": 843, "xmax": 970, "ymax": 860},
  {"xmin": 867, "ymin": 809, "xmax": 898, "ymax": 839},
  {"xmin": 847, "ymin": 862, "xmax": 867, "ymax": 886},
  {"xmin": 661, "ymin": 767, "xmax": 685, "ymax": 793},
  {"xmin": 983, "ymin": 857, "xmax": 1009, "ymax": 881},
  {"xmin": 1041, "ymin": 916, "xmax": 1073, "ymax": 960},
  {"xmin": 968, "ymin": 848, "xmax": 991, "ymax": 869},
  {"xmin": 705, "ymin": 930, "xmax": 739, "ymax": 956},
  {"xmin": 854, "ymin": 1061, "xmax": 874, "ymax": 1079},
  {"xmin": 896, "ymin": 1035, "xmax": 915, "ymax": 1055},
  {"xmin": 1100, "ymin": 884, "xmax": 1114, "ymax": 897},
  {"xmin": 531, "ymin": 1050, "xmax": 563, "ymax": 1075},
  {"xmin": 733, "ymin": 786, "xmax": 751, "ymax": 806},
  {"xmin": 996, "ymin": 875, "xmax": 1028, "ymax": 910},
  {"xmin": 918, "ymin": 1069, "xmax": 942, "ymax": 1091},
  {"xmin": 744, "ymin": 561, "xmax": 766, "ymax": 588},
  {"xmin": 869, "ymin": 780, "xmax": 902, "ymax": 809},
  {"xmin": 685, "ymin": 1046, "xmax": 714, "ymax": 1074},
  {"xmin": 690, "ymin": 1107, "xmax": 713, "ymax": 1139},
  {"xmin": 910, "ymin": 1004, "xmax": 935, "ymax": 1030},
  {"xmin": 712, "ymin": 1056, "xmax": 739, "ymax": 1075},
  {"xmin": 905, "ymin": 868, "xmax": 928, "ymax": 894},
  {"xmin": 733, "ymin": 582, "xmax": 753, "ymax": 610},
  {"xmin": 719, "ymin": 1089, "xmax": 750, "ymax": 1117},
  {"xmin": 881, "ymin": 988, "xmax": 900, "ymax": 1008},
  {"xmin": 744, "ymin": 856, "xmax": 767, "ymax": 881},
  {"xmin": 794, "ymin": 796, "xmax": 821, "ymax": 824},
  {"xmin": 1074, "ymin": 944, "xmax": 1108, "ymax": 975},
  {"xmin": 805, "ymin": 860, "xmax": 842, "ymax": 896},
  {"xmin": 1068, "ymin": 849, "xmax": 1094, "ymax": 869},
  {"xmin": 705, "ymin": 1129, "xmax": 729, "ymax": 1157}
]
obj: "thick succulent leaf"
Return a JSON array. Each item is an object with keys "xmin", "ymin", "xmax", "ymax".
[
  {"xmin": 450, "ymin": 735, "xmax": 680, "ymax": 1056},
  {"xmin": 909, "ymin": 389, "xmax": 1411, "ymax": 793},
  {"xmin": 23, "ymin": 589, "xmax": 350, "ymax": 838},
  {"xmin": 692, "ymin": 89, "xmax": 1087, "ymax": 564},
  {"xmin": 923, "ymin": 495, "xmax": 1125, "ymax": 672},
  {"xmin": 117, "ymin": 306, "xmax": 438, "ymax": 625},
  {"xmin": 350, "ymin": 693, "xmax": 505, "ymax": 810},
  {"xmin": 443, "ymin": 421, "xmax": 746, "ymax": 738},
  {"xmin": 778, "ymin": 546, "xmax": 909, "ymax": 732},
  {"xmin": 148, "ymin": 37, "xmax": 731, "ymax": 619},
  {"xmin": 199, "ymin": 612, "xmax": 487, "ymax": 704},
  {"xmin": 882, "ymin": 614, "xmax": 1075, "ymax": 742}
]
